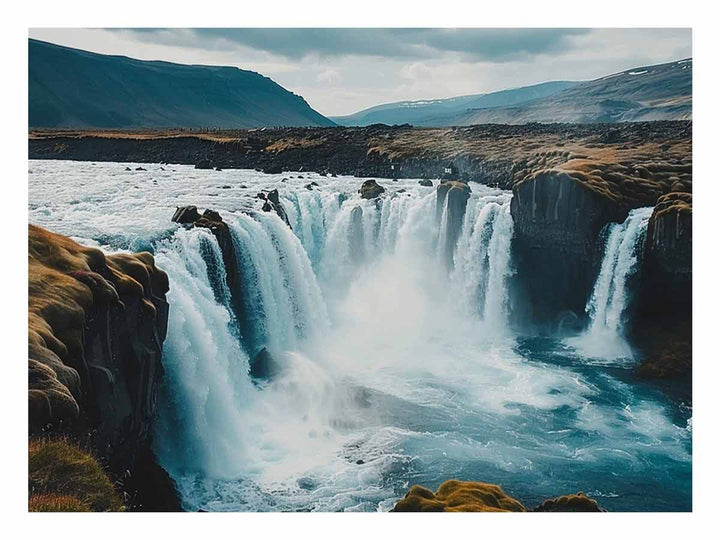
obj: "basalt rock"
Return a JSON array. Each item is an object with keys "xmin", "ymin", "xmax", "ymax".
[
  {"xmin": 249, "ymin": 347, "xmax": 281, "ymax": 380},
  {"xmin": 28, "ymin": 224, "xmax": 178, "ymax": 508},
  {"xmin": 359, "ymin": 179, "xmax": 385, "ymax": 199},
  {"xmin": 419, "ymin": 179, "xmax": 433, "ymax": 187},
  {"xmin": 392, "ymin": 480, "xmax": 526, "ymax": 512},
  {"xmin": 171, "ymin": 205, "xmax": 201, "ymax": 224},
  {"xmin": 509, "ymin": 170, "xmax": 627, "ymax": 329},
  {"xmin": 632, "ymin": 193, "xmax": 692, "ymax": 383},
  {"xmin": 258, "ymin": 189, "xmax": 292, "ymax": 228},
  {"xmin": 436, "ymin": 180, "xmax": 471, "ymax": 266}
]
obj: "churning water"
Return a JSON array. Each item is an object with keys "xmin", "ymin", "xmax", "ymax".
[{"xmin": 29, "ymin": 160, "xmax": 691, "ymax": 511}]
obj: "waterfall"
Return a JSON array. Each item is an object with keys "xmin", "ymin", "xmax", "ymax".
[
  {"xmin": 450, "ymin": 191, "xmax": 515, "ymax": 327},
  {"xmin": 153, "ymin": 228, "xmax": 255, "ymax": 479},
  {"xmin": 571, "ymin": 207, "xmax": 653, "ymax": 359}
]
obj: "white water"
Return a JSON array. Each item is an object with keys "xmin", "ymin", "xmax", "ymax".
[
  {"xmin": 28, "ymin": 161, "xmax": 691, "ymax": 512},
  {"xmin": 570, "ymin": 207, "xmax": 654, "ymax": 361}
]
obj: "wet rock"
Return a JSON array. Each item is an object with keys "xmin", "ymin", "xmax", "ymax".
[
  {"xmin": 263, "ymin": 164, "xmax": 283, "ymax": 174},
  {"xmin": 509, "ymin": 171, "xmax": 626, "ymax": 328},
  {"xmin": 171, "ymin": 205, "xmax": 201, "ymax": 224},
  {"xmin": 419, "ymin": 179, "xmax": 433, "ymax": 187},
  {"xmin": 393, "ymin": 480, "xmax": 526, "ymax": 512},
  {"xmin": 202, "ymin": 209, "xmax": 223, "ymax": 222},
  {"xmin": 436, "ymin": 180, "xmax": 471, "ymax": 265},
  {"xmin": 534, "ymin": 492, "xmax": 604, "ymax": 512},
  {"xmin": 305, "ymin": 181, "xmax": 319, "ymax": 190},
  {"xmin": 258, "ymin": 189, "xmax": 292, "ymax": 228},
  {"xmin": 135, "ymin": 166, "xmax": 146, "ymax": 171},
  {"xmin": 359, "ymin": 179, "xmax": 385, "ymax": 199},
  {"xmin": 215, "ymin": 166, "xmax": 223, "ymax": 171},
  {"xmin": 125, "ymin": 166, "xmax": 131, "ymax": 171},
  {"xmin": 249, "ymin": 347, "xmax": 281, "ymax": 380}
]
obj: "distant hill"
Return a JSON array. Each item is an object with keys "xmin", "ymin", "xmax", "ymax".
[
  {"xmin": 28, "ymin": 39, "xmax": 335, "ymax": 129},
  {"xmin": 451, "ymin": 59, "xmax": 692, "ymax": 125},
  {"xmin": 335, "ymin": 59, "xmax": 691, "ymax": 127},
  {"xmin": 331, "ymin": 81, "xmax": 580, "ymax": 126}
]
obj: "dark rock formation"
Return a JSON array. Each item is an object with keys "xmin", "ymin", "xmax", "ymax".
[
  {"xmin": 436, "ymin": 180, "xmax": 471, "ymax": 265},
  {"xmin": 392, "ymin": 480, "xmax": 526, "ymax": 512},
  {"xmin": 249, "ymin": 347, "xmax": 281, "ymax": 380},
  {"xmin": 534, "ymin": 492, "xmax": 604, "ymax": 512},
  {"xmin": 28, "ymin": 224, "xmax": 179, "ymax": 509},
  {"xmin": 633, "ymin": 192, "xmax": 692, "ymax": 383},
  {"xmin": 509, "ymin": 171, "xmax": 627, "ymax": 329},
  {"xmin": 171, "ymin": 205, "xmax": 201, "ymax": 224},
  {"xmin": 257, "ymin": 189, "xmax": 292, "ymax": 227},
  {"xmin": 419, "ymin": 179, "xmax": 433, "ymax": 187},
  {"xmin": 359, "ymin": 179, "xmax": 385, "ymax": 199}
]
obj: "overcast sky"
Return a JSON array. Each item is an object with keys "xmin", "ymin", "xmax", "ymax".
[{"xmin": 29, "ymin": 28, "xmax": 691, "ymax": 116}]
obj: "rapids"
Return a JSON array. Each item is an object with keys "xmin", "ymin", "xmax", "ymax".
[{"xmin": 28, "ymin": 160, "xmax": 691, "ymax": 511}]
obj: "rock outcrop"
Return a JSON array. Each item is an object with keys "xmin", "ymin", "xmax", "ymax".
[
  {"xmin": 359, "ymin": 179, "xmax": 385, "ymax": 199},
  {"xmin": 28, "ymin": 224, "xmax": 178, "ymax": 508},
  {"xmin": 392, "ymin": 480, "xmax": 526, "ymax": 512},
  {"xmin": 509, "ymin": 171, "xmax": 625, "ymax": 328},
  {"xmin": 257, "ymin": 189, "xmax": 292, "ymax": 227},
  {"xmin": 436, "ymin": 180, "xmax": 471, "ymax": 266},
  {"xmin": 534, "ymin": 492, "xmax": 604, "ymax": 512},
  {"xmin": 392, "ymin": 480, "xmax": 605, "ymax": 512}
]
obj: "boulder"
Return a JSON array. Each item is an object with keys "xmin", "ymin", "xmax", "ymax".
[
  {"xmin": 392, "ymin": 480, "xmax": 526, "ymax": 512},
  {"xmin": 194, "ymin": 157, "xmax": 213, "ymax": 170},
  {"xmin": 419, "ymin": 179, "xmax": 433, "ymax": 187},
  {"xmin": 171, "ymin": 205, "xmax": 201, "ymax": 224},
  {"xmin": 359, "ymin": 179, "xmax": 385, "ymax": 199},
  {"xmin": 258, "ymin": 189, "xmax": 292, "ymax": 228},
  {"xmin": 249, "ymin": 347, "xmax": 281, "ymax": 380},
  {"xmin": 534, "ymin": 492, "xmax": 604, "ymax": 512}
]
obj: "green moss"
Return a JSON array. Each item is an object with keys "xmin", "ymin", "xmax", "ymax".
[{"xmin": 28, "ymin": 438, "xmax": 124, "ymax": 512}]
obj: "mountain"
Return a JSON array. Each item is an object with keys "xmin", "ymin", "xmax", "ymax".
[
  {"xmin": 335, "ymin": 59, "xmax": 691, "ymax": 127},
  {"xmin": 451, "ymin": 59, "xmax": 692, "ymax": 125},
  {"xmin": 28, "ymin": 39, "xmax": 335, "ymax": 129},
  {"xmin": 331, "ymin": 81, "xmax": 580, "ymax": 126}
]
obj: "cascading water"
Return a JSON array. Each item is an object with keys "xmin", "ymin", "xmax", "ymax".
[
  {"xmin": 570, "ymin": 207, "xmax": 654, "ymax": 360},
  {"xmin": 28, "ymin": 161, "xmax": 692, "ymax": 512}
]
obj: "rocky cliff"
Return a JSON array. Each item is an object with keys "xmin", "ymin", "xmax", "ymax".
[{"xmin": 28, "ymin": 224, "xmax": 179, "ymax": 509}]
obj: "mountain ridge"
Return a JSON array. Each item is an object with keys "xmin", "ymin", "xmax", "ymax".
[{"xmin": 29, "ymin": 38, "xmax": 335, "ymax": 129}]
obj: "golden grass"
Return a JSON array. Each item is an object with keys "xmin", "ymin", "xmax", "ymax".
[{"xmin": 28, "ymin": 438, "xmax": 124, "ymax": 512}]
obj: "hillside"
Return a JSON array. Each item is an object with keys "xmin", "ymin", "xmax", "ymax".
[
  {"xmin": 452, "ymin": 59, "xmax": 692, "ymax": 125},
  {"xmin": 332, "ymin": 81, "xmax": 580, "ymax": 126},
  {"xmin": 28, "ymin": 39, "xmax": 335, "ymax": 129}
]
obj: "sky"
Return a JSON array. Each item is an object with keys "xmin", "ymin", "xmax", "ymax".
[{"xmin": 28, "ymin": 28, "xmax": 692, "ymax": 117}]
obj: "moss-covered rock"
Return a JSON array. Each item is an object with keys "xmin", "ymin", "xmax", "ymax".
[
  {"xmin": 392, "ymin": 480, "xmax": 526, "ymax": 512},
  {"xmin": 534, "ymin": 492, "xmax": 604, "ymax": 512}
]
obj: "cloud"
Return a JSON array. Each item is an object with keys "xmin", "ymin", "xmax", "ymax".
[{"xmin": 112, "ymin": 28, "xmax": 591, "ymax": 62}]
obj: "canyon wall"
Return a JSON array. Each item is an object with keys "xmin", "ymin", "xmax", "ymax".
[{"xmin": 28, "ymin": 224, "xmax": 179, "ymax": 509}]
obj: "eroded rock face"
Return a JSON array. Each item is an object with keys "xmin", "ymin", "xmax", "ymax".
[
  {"xmin": 509, "ymin": 171, "xmax": 626, "ymax": 328},
  {"xmin": 28, "ymin": 224, "xmax": 169, "ymax": 476},
  {"xmin": 392, "ymin": 480, "xmax": 526, "ymax": 512},
  {"xmin": 632, "ymin": 192, "xmax": 692, "ymax": 383},
  {"xmin": 436, "ymin": 180, "xmax": 471, "ymax": 266},
  {"xmin": 359, "ymin": 179, "xmax": 385, "ymax": 199}
]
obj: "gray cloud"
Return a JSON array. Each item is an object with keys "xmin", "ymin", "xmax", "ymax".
[{"xmin": 113, "ymin": 28, "xmax": 590, "ymax": 61}]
